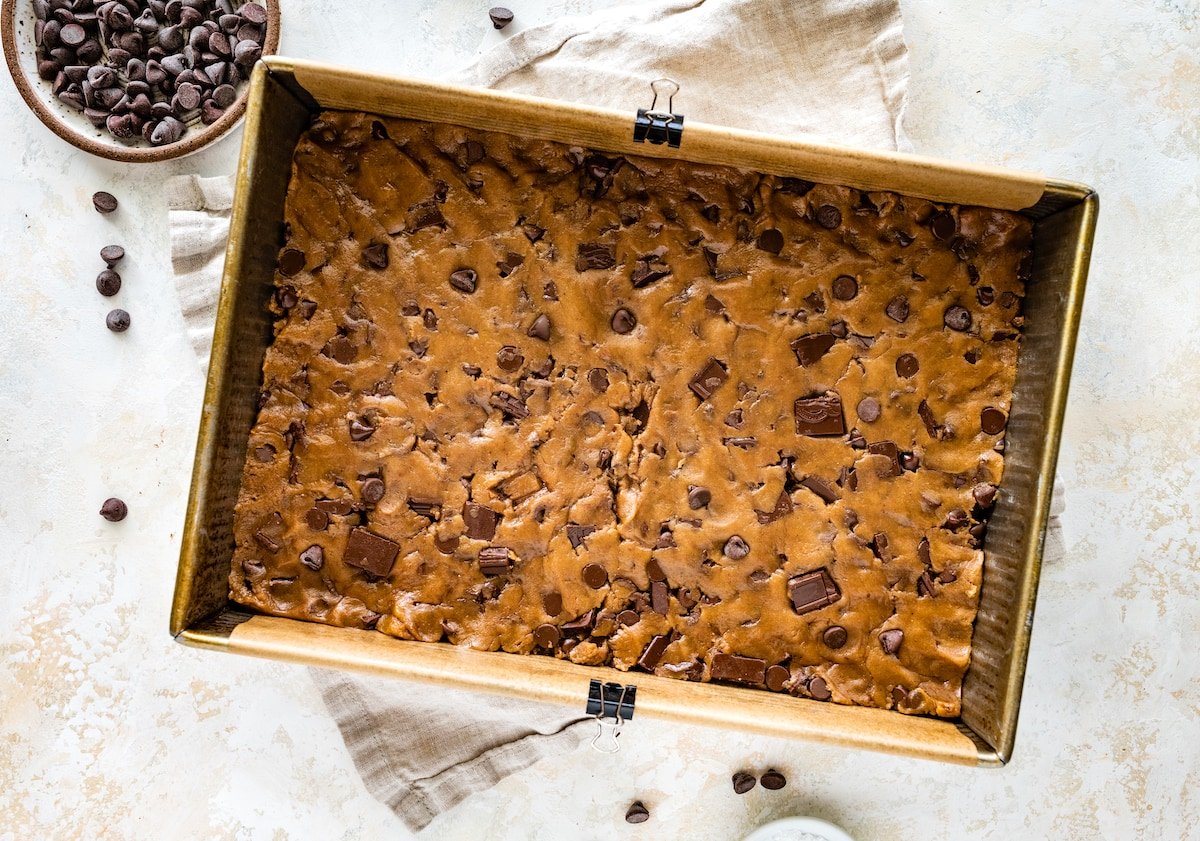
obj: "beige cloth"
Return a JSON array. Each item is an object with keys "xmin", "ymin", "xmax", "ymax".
[{"xmin": 168, "ymin": 0, "xmax": 925, "ymax": 831}]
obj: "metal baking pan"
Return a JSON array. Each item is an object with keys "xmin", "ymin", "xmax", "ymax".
[{"xmin": 171, "ymin": 56, "xmax": 1096, "ymax": 765}]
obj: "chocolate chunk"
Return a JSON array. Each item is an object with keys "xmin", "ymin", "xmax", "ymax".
[
  {"xmin": 790, "ymin": 333, "xmax": 836, "ymax": 366},
  {"xmin": 315, "ymin": 498, "xmax": 355, "ymax": 516},
  {"xmin": 710, "ymin": 653, "xmax": 766, "ymax": 685},
  {"xmin": 815, "ymin": 204, "xmax": 842, "ymax": 229},
  {"xmin": 930, "ymin": 211, "xmax": 956, "ymax": 240},
  {"xmin": 348, "ymin": 416, "xmax": 375, "ymax": 441},
  {"xmin": 360, "ymin": 477, "xmax": 385, "ymax": 504},
  {"xmin": 867, "ymin": 440, "xmax": 902, "ymax": 477},
  {"xmin": 344, "ymin": 527, "xmax": 400, "ymax": 577},
  {"xmin": 587, "ymin": 367, "xmax": 609, "ymax": 392},
  {"xmin": 687, "ymin": 485, "xmax": 711, "ymax": 510},
  {"xmin": 977, "ymin": 286, "xmax": 995, "ymax": 306},
  {"xmin": 764, "ymin": 664, "xmax": 790, "ymax": 692},
  {"xmin": 99, "ymin": 497, "xmax": 127, "ymax": 522},
  {"xmin": 723, "ymin": 436, "xmax": 757, "ymax": 449},
  {"xmin": 624, "ymin": 802, "xmax": 649, "ymax": 824},
  {"xmin": 807, "ymin": 674, "xmax": 835, "ymax": 701},
  {"xmin": 92, "ymin": 191, "xmax": 118, "ymax": 214},
  {"xmin": 404, "ymin": 498, "xmax": 440, "ymax": 520},
  {"xmin": 917, "ymin": 569, "xmax": 937, "ymax": 597},
  {"xmin": 305, "ymin": 508, "xmax": 329, "ymax": 531},
  {"xmin": 543, "ymin": 282, "xmax": 558, "ymax": 301},
  {"xmin": 756, "ymin": 228, "xmax": 784, "ymax": 254},
  {"xmin": 885, "ymin": 295, "xmax": 910, "ymax": 323},
  {"xmin": 423, "ymin": 308, "xmax": 438, "ymax": 330},
  {"xmin": 521, "ymin": 221, "xmax": 545, "ymax": 242},
  {"xmin": 617, "ymin": 609, "xmax": 639, "ymax": 626},
  {"xmin": 562, "ymin": 609, "xmax": 597, "ymax": 635},
  {"xmin": 533, "ymin": 624, "xmax": 560, "ymax": 648},
  {"xmin": 575, "ymin": 242, "xmax": 615, "ymax": 271},
  {"xmin": 831, "ymin": 275, "xmax": 858, "ymax": 300},
  {"xmin": 630, "ymin": 252, "xmax": 671, "ymax": 287},
  {"xmin": 871, "ymin": 532, "xmax": 892, "ymax": 562},
  {"xmin": 799, "ymin": 475, "xmax": 838, "ymax": 504},
  {"xmin": 788, "ymin": 568, "xmax": 840, "ymax": 614},
  {"xmin": 105, "ymin": 309, "xmax": 130, "ymax": 332},
  {"xmin": 754, "ymin": 489, "xmax": 793, "ymax": 524},
  {"xmin": 732, "ymin": 772, "xmax": 757, "ymax": 795},
  {"xmin": 895, "ymin": 353, "xmax": 919, "ymax": 378},
  {"xmin": 324, "ymin": 335, "xmax": 357, "ymax": 364},
  {"xmin": 478, "ymin": 545, "xmax": 512, "ymax": 576},
  {"xmin": 449, "ymin": 268, "xmax": 477, "ymax": 294},
  {"xmin": 856, "ymin": 397, "xmax": 881, "ymax": 423},
  {"xmin": 879, "ymin": 628, "xmax": 904, "ymax": 655},
  {"xmin": 688, "ymin": 358, "xmax": 728, "ymax": 400},
  {"xmin": 611, "ymin": 307, "xmax": 637, "ymax": 334},
  {"xmin": 646, "ymin": 557, "xmax": 667, "ymax": 582},
  {"xmin": 917, "ymin": 400, "xmax": 941, "ymax": 439},
  {"xmin": 408, "ymin": 199, "xmax": 445, "ymax": 231},
  {"xmin": 100, "ymin": 245, "xmax": 125, "ymax": 266},
  {"xmin": 793, "ymin": 392, "xmax": 845, "ymax": 436},
  {"xmin": 981, "ymin": 407, "xmax": 1008, "ymax": 434},
  {"xmin": 496, "ymin": 345, "xmax": 524, "ymax": 372},
  {"xmin": 724, "ymin": 409, "xmax": 744, "ymax": 429},
  {"xmin": 650, "ymin": 580, "xmax": 669, "ymax": 615},
  {"xmin": 299, "ymin": 545, "xmax": 324, "ymax": 571},
  {"xmin": 361, "ymin": 242, "xmax": 389, "ymax": 269},
  {"xmin": 597, "ymin": 449, "xmax": 613, "ymax": 470},
  {"xmin": 582, "ymin": 562, "xmax": 609, "ymax": 589},
  {"xmin": 944, "ymin": 508, "xmax": 969, "ymax": 530},
  {"xmin": 463, "ymin": 502, "xmax": 500, "ymax": 540},
  {"xmin": 823, "ymin": 625, "xmax": 848, "ymax": 649},
  {"xmin": 462, "ymin": 140, "xmax": 486, "ymax": 166},
  {"xmin": 496, "ymin": 251, "xmax": 524, "ymax": 277},
  {"xmin": 917, "ymin": 536, "xmax": 932, "ymax": 567},
  {"xmin": 566, "ymin": 523, "xmax": 596, "ymax": 549},
  {"xmin": 944, "ymin": 305, "xmax": 973, "ymax": 332},
  {"xmin": 252, "ymin": 444, "xmax": 276, "ymax": 463},
  {"xmin": 973, "ymin": 483, "xmax": 998, "ymax": 508},
  {"xmin": 543, "ymin": 591, "xmax": 563, "ymax": 616},
  {"xmin": 637, "ymin": 633, "xmax": 671, "ymax": 670},
  {"xmin": 527, "ymin": 313, "xmax": 551, "ymax": 341},
  {"xmin": 96, "ymin": 269, "xmax": 121, "ymax": 297},
  {"xmin": 489, "ymin": 391, "xmax": 529, "ymax": 420},
  {"xmin": 723, "ymin": 535, "xmax": 750, "ymax": 559},
  {"xmin": 499, "ymin": 472, "xmax": 542, "ymax": 503}
]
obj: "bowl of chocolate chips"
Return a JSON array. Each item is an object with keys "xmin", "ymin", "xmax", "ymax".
[{"xmin": 2, "ymin": 0, "xmax": 279, "ymax": 161}]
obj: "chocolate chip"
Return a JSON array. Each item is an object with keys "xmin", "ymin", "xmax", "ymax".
[
  {"xmin": 917, "ymin": 400, "xmax": 941, "ymax": 440},
  {"xmin": 496, "ymin": 345, "xmax": 524, "ymax": 372},
  {"xmin": 823, "ymin": 625, "xmax": 848, "ymax": 649},
  {"xmin": 344, "ymin": 527, "xmax": 400, "ymax": 577},
  {"xmin": 793, "ymin": 392, "xmax": 845, "ymax": 436},
  {"xmin": 496, "ymin": 251, "xmax": 524, "ymax": 277},
  {"xmin": 917, "ymin": 569, "xmax": 937, "ymax": 597},
  {"xmin": 463, "ymin": 502, "xmax": 500, "ymax": 540},
  {"xmin": 490, "ymin": 391, "xmax": 529, "ymax": 420},
  {"xmin": 981, "ymin": 407, "xmax": 1008, "ymax": 434},
  {"xmin": 977, "ymin": 286, "xmax": 995, "ymax": 306},
  {"xmin": 587, "ymin": 367, "xmax": 609, "ymax": 392},
  {"xmin": 96, "ymin": 269, "xmax": 122, "ymax": 296},
  {"xmin": 651, "ymin": 580, "xmax": 669, "ymax": 614},
  {"xmin": 1000, "ymin": 291, "xmax": 1018, "ymax": 308},
  {"xmin": 348, "ymin": 416, "xmax": 375, "ymax": 441},
  {"xmin": 299, "ymin": 545, "xmax": 324, "ymax": 571},
  {"xmin": 478, "ymin": 545, "xmax": 512, "ymax": 576},
  {"xmin": 575, "ymin": 242, "xmax": 615, "ymax": 271},
  {"xmin": 631, "ymin": 251, "xmax": 671, "ymax": 288},
  {"xmin": 879, "ymin": 628, "xmax": 904, "ymax": 655},
  {"xmin": 624, "ymin": 802, "xmax": 650, "ymax": 825},
  {"xmin": 360, "ymin": 477, "xmax": 385, "ymax": 504},
  {"xmin": 305, "ymin": 507, "xmax": 328, "ymax": 531},
  {"xmin": 105, "ymin": 309, "xmax": 130, "ymax": 332},
  {"xmin": 944, "ymin": 305, "xmax": 972, "ymax": 331},
  {"xmin": 611, "ymin": 307, "xmax": 637, "ymax": 334},
  {"xmin": 799, "ymin": 475, "xmax": 837, "ymax": 504},
  {"xmin": 582, "ymin": 562, "xmax": 609, "ymax": 589},
  {"xmin": 871, "ymin": 532, "xmax": 892, "ymax": 562},
  {"xmin": 617, "ymin": 609, "xmax": 639, "ymax": 626},
  {"xmin": 361, "ymin": 242, "xmax": 389, "ymax": 269},
  {"xmin": 92, "ymin": 191, "xmax": 118, "ymax": 214},
  {"xmin": 930, "ymin": 211, "xmax": 956, "ymax": 240},
  {"xmin": 527, "ymin": 313, "xmax": 551, "ymax": 341},
  {"xmin": 710, "ymin": 653, "xmax": 766, "ymax": 685},
  {"xmin": 723, "ymin": 535, "xmax": 750, "ymax": 560},
  {"xmin": 489, "ymin": 6, "xmax": 514, "ymax": 29},
  {"xmin": 756, "ymin": 228, "xmax": 784, "ymax": 254},
  {"xmin": 973, "ymin": 483, "xmax": 998, "ymax": 507},
  {"xmin": 831, "ymin": 275, "xmax": 858, "ymax": 300},
  {"xmin": 566, "ymin": 523, "xmax": 596, "ymax": 550},
  {"xmin": 637, "ymin": 633, "xmax": 671, "ymax": 670},
  {"xmin": 533, "ymin": 623, "xmax": 559, "ymax": 648},
  {"xmin": 895, "ymin": 353, "xmax": 919, "ymax": 378},
  {"xmin": 99, "ymin": 497, "xmax": 127, "ymax": 522},
  {"xmin": 100, "ymin": 245, "xmax": 125, "ymax": 266},
  {"xmin": 791, "ymin": 333, "xmax": 836, "ymax": 366},
  {"xmin": 646, "ymin": 558, "xmax": 667, "ymax": 582},
  {"xmin": 885, "ymin": 295, "xmax": 910, "ymax": 323},
  {"xmin": 815, "ymin": 204, "xmax": 842, "ymax": 229},
  {"xmin": 856, "ymin": 397, "xmax": 881, "ymax": 423},
  {"xmin": 543, "ymin": 591, "xmax": 563, "ymax": 615},
  {"xmin": 788, "ymin": 568, "xmax": 840, "ymax": 614},
  {"xmin": 687, "ymin": 485, "xmax": 711, "ymax": 510},
  {"xmin": 278, "ymin": 248, "xmax": 305, "ymax": 277},
  {"xmin": 944, "ymin": 508, "xmax": 969, "ymax": 530},
  {"xmin": 732, "ymin": 772, "xmax": 757, "ymax": 795},
  {"xmin": 688, "ymin": 358, "xmax": 728, "ymax": 401},
  {"xmin": 449, "ymin": 269, "xmax": 477, "ymax": 294}
]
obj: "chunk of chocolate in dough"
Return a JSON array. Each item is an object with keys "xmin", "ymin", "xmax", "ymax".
[
  {"xmin": 463, "ymin": 502, "xmax": 501, "ymax": 540},
  {"xmin": 794, "ymin": 393, "xmax": 845, "ymax": 436},
  {"xmin": 478, "ymin": 545, "xmax": 513, "ymax": 576},
  {"xmin": 790, "ymin": 333, "xmax": 836, "ymax": 367},
  {"xmin": 710, "ymin": 653, "xmax": 766, "ymax": 686},
  {"xmin": 344, "ymin": 527, "xmax": 400, "ymax": 576},
  {"xmin": 688, "ymin": 358, "xmax": 728, "ymax": 401},
  {"xmin": 788, "ymin": 568, "xmax": 841, "ymax": 614},
  {"xmin": 636, "ymin": 633, "xmax": 672, "ymax": 670}
]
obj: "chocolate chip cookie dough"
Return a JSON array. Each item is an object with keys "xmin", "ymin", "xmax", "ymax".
[{"xmin": 231, "ymin": 110, "xmax": 1032, "ymax": 718}]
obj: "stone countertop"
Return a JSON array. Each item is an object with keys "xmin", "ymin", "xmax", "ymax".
[{"xmin": 1, "ymin": 1, "xmax": 1197, "ymax": 838}]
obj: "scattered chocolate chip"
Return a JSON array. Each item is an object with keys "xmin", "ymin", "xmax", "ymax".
[
  {"xmin": 587, "ymin": 367, "xmax": 609, "ymax": 393},
  {"xmin": 624, "ymin": 802, "xmax": 649, "ymax": 825},
  {"xmin": 105, "ymin": 309, "xmax": 130, "ymax": 332},
  {"xmin": 688, "ymin": 358, "xmax": 728, "ymax": 400},
  {"xmin": 732, "ymin": 772, "xmax": 757, "ymax": 795},
  {"xmin": 791, "ymin": 333, "xmax": 836, "ymax": 366},
  {"xmin": 100, "ymin": 245, "xmax": 125, "ymax": 266},
  {"xmin": 879, "ymin": 628, "xmax": 904, "ymax": 655},
  {"xmin": 799, "ymin": 475, "xmax": 838, "ymax": 505},
  {"xmin": 299, "ymin": 545, "xmax": 324, "ymax": 571},
  {"xmin": 305, "ymin": 507, "xmax": 329, "ymax": 531},
  {"xmin": 823, "ymin": 625, "xmax": 848, "ymax": 649},
  {"xmin": 930, "ymin": 211, "xmax": 956, "ymax": 240},
  {"xmin": 253, "ymin": 444, "xmax": 276, "ymax": 463},
  {"xmin": 977, "ymin": 286, "xmax": 995, "ymax": 306},
  {"xmin": 815, "ymin": 204, "xmax": 842, "ymax": 229},
  {"xmin": 360, "ymin": 477, "xmax": 385, "ymax": 504},
  {"xmin": 348, "ymin": 416, "xmax": 375, "ymax": 441},
  {"xmin": 973, "ymin": 483, "xmax": 998, "ymax": 508},
  {"xmin": 96, "ymin": 269, "xmax": 122, "ymax": 296},
  {"xmin": 99, "ymin": 497, "xmax": 127, "ymax": 522},
  {"xmin": 856, "ymin": 397, "xmax": 881, "ymax": 423},
  {"xmin": 981, "ymin": 407, "xmax": 1008, "ymax": 435},
  {"xmin": 533, "ymin": 623, "xmax": 560, "ymax": 648},
  {"xmin": 582, "ymin": 562, "xmax": 609, "ymax": 589},
  {"xmin": 646, "ymin": 558, "xmax": 667, "ymax": 582},
  {"xmin": 449, "ymin": 268, "xmax": 477, "ymax": 294},
  {"xmin": 723, "ymin": 535, "xmax": 750, "ymax": 559},
  {"xmin": 344, "ymin": 527, "xmax": 400, "ymax": 577},
  {"xmin": 611, "ymin": 307, "xmax": 637, "ymax": 334},
  {"xmin": 831, "ymin": 275, "xmax": 858, "ymax": 300},
  {"xmin": 478, "ymin": 545, "xmax": 512, "ymax": 576},
  {"xmin": 753, "ymin": 490, "xmax": 793, "ymax": 525},
  {"xmin": 793, "ymin": 392, "xmax": 845, "ymax": 436},
  {"xmin": 871, "ymin": 532, "xmax": 892, "ymax": 562},
  {"xmin": 490, "ymin": 391, "xmax": 529, "ymax": 420},
  {"xmin": 527, "ymin": 313, "xmax": 551, "ymax": 341},
  {"xmin": 944, "ymin": 508, "xmax": 969, "ymax": 530},
  {"xmin": 756, "ymin": 228, "xmax": 784, "ymax": 254},
  {"xmin": 463, "ymin": 502, "xmax": 501, "ymax": 540},
  {"xmin": 543, "ymin": 591, "xmax": 563, "ymax": 615},
  {"xmin": 917, "ymin": 536, "xmax": 932, "ymax": 567},
  {"xmin": 895, "ymin": 353, "xmax": 919, "ymax": 378},
  {"xmin": 92, "ymin": 191, "xmax": 118, "ymax": 214},
  {"xmin": 885, "ymin": 295, "xmax": 910, "ymax": 323},
  {"xmin": 278, "ymin": 248, "xmax": 305, "ymax": 277},
  {"xmin": 710, "ymin": 653, "xmax": 766, "ymax": 685},
  {"xmin": 361, "ymin": 242, "xmax": 389, "ymax": 269},
  {"xmin": 576, "ymin": 242, "xmax": 616, "ymax": 271},
  {"xmin": 917, "ymin": 569, "xmax": 937, "ymax": 597},
  {"xmin": 1000, "ymin": 290, "xmax": 1018, "ymax": 308},
  {"xmin": 917, "ymin": 399, "xmax": 942, "ymax": 440},
  {"xmin": 687, "ymin": 485, "xmax": 711, "ymax": 510},
  {"xmin": 788, "ymin": 568, "xmax": 840, "ymax": 614},
  {"xmin": 807, "ymin": 675, "xmax": 833, "ymax": 701},
  {"xmin": 496, "ymin": 345, "xmax": 524, "ymax": 372},
  {"xmin": 630, "ymin": 251, "xmax": 671, "ymax": 288},
  {"xmin": 944, "ymin": 305, "xmax": 973, "ymax": 331}
]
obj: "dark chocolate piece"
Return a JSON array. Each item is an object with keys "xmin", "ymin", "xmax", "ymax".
[
  {"xmin": 944, "ymin": 305, "xmax": 972, "ymax": 332},
  {"xmin": 687, "ymin": 485, "xmax": 711, "ymax": 509},
  {"xmin": 92, "ymin": 191, "xmax": 118, "ymax": 214},
  {"xmin": 798, "ymin": 476, "xmax": 838, "ymax": 504},
  {"xmin": 856, "ymin": 397, "xmax": 881, "ymax": 423},
  {"xmin": 449, "ymin": 269, "xmax": 477, "ymax": 294},
  {"xmin": 765, "ymin": 664, "xmax": 790, "ymax": 692},
  {"xmin": 760, "ymin": 769, "xmax": 788, "ymax": 789},
  {"xmin": 611, "ymin": 307, "xmax": 637, "ymax": 334},
  {"xmin": 527, "ymin": 313, "xmax": 551, "ymax": 341},
  {"xmin": 299, "ymin": 545, "xmax": 324, "ymax": 571},
  {"xmin": 787, "ymin": 568, "xmax": 840, "ymax": 614},
  {"xmin": 650, "ymin": 580, "xmax": 669, "ymax": 614},
  {"xmin": 895, "ymin": 353, "xmax": 919, "ymax": 377},
  {"xmin": 823, "ymin": 625, "xmax": 848, "ymax": 649},
  {"xmin": 637, "ymin": 634, "xmax": 671, "ymax": 670},
  {"xmin": 831, "ymin": 275, "xmax": 858, "ymax": 300},
  {"xmin": 867, "ymin": 440, "xmax": 902, "ymax": 477},
  {"xmin": 624, "ymin": 802, "xmax": 649, "ymax": 824},
  {"xmin": 793, "ymin": 393, "xmax": 845, "ymax": 436},
  {"xmin": 96, "ymin": 269, "xmax": 121, "ymax": 296},
  {"xmin": 756, "ymin": 228, "xmax": 784, "ymax": 254},
  {"xmin": 582, "ymin": 562, "xmax": 609, "ymax": 588},
  {"xmin": 478, "ymin": 545, "xmax": 512, "ymax": 576},
  {"xmin": 981, "ymin": 406, "xmax": 1008, "ymax": 434},
  {"xmin": 489, "ymin": 391, "xmax": 529, "ymax": 420},
  {"xmin": 533, "ymin": 624, "xmax": 560, "ymax": 648},
  {"xmin": 543, "ymin": 592, "xmax": 563, "ymax": 615},
  {"xmin": 710, "ymin": 653, "xmax": 766, "ymax": 685},
  {"xmin": 575, "ymin": 242, "xmax": 615, "ymax": 271},
  {"xmin": 790, "ymin": 333, "xmax": 836, "ymax": 366},
  {"xmin": 99, "ymin": 497, "xmax": 127, "ymax": 522},
  {"xmin": 344, "ymin": 527, "xmax": 400, "ymax": 576},
  {"xmin": 105, "ymin": 309, "xmax": 130, "ymax": 332},
  {"xmin": 815, "ymin": 204, "xmax": 841, "ymax": 229},
  {"xmin": 688, "ymin": 358, "xmax": 728, "ymax": 400},
  {"xmin": 879, "ymin": 628, "xmax": 904, "ymax": 655},
  {"xmin": 885, "ymin": 295, "xmax": 910, "ymax": 323},
  {"xmin": 732, "ymin": 772, "xmax": 757, "ymax": 794},
  {"xmin": 755, "ymin": 489, "xmax": 793, "ymax": 523},
  {"xmin": 463, "ymin": 502, "xmax": 500, "ymax": 540},
  {"xmin": 723, "ymin": 535, "xmax": 750, "ymax": 559}
]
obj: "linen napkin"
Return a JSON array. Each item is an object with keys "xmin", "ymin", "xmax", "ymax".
[{"xmin": 168, "ymin": 0, "xmax": 941, "ymax": 831}]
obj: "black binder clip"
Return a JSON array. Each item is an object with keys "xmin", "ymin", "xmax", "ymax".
[
  {"xmin": 633, "ymin": 78, "xmax": 684, "ymax": 148},
  {"xmin": 586, "ymin": 680, "xmax": 637, "ymax": 753}
]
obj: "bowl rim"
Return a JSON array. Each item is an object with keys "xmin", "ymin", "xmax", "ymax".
[{"xmin": 0, "ymin": 0, "xmax": 280, "ymax": 163}]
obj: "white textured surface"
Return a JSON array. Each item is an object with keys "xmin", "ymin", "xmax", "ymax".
[{"xmin": 1, "ymin": 1, "xmax": 1198, "ymax": 838}]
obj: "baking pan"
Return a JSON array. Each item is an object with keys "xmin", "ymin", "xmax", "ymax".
[{"xmin": 171, "ymin": 56, "xmax": 1096, "ymax": 766}]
